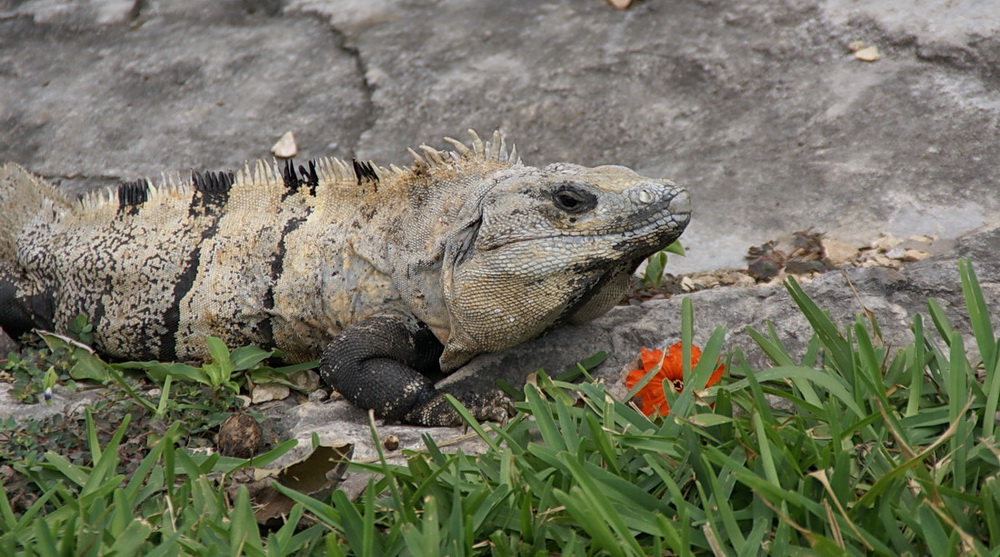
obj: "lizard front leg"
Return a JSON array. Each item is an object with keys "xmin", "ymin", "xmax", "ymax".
[
  {"xmin": 319, "ymin": 314, "xmax": 509, "ymax": 426},
  {"xmin": 0, "ymin": 264, "xmax": 53, "ymax": 339}
]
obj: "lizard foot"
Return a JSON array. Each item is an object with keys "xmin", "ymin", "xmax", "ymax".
[{"xmin": 401, "ymin": 388, "xmax": 514, "ymax": 427}]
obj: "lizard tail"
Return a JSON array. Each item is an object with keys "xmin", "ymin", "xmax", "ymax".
[{"xmin": 0, "ymin": 163, "xmax": 71, "ymax": 262}]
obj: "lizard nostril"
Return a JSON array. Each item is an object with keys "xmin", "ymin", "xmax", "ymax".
[{"xmin": 638, "ymin": 188, "xmax": 654, "ymax": 204}]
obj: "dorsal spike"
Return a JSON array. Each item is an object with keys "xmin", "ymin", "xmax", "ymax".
[
  {"xmin": 240, "ymin": 163, "xmax": 252, "ymax": 183},
  {"xmin": 489, "ymin": 130, "xmax": 502, "ymax": 161},
  {"xmin": 352, "ymin": 159, "xmax": 379, "ymax": 185},
  {"xmin": 281, "ymin": 158, "xmax": 300, "ymax": 190},
  {"xmin": 508, "ymin": 143, "xmax": 518, "ymax": 164},
  {"xmin": 419, "ymin": 145, "xmax": 446, "ymax": 166},
  {"xmin": 193, "ymin": 169, "xmax": 235, "ymax": 196},
  {"xmin": 407, "ymin": 147, "xmax": 426, "ymax": 166},
  {"xmin": 303, "ymin": 160, "xmax": 319, "ymax": 193},
  {"xmin": 253, "ymin": 159, "xmax": 270, "ymax": 185},
  {"xmin": 117, "ymin": 179, "xmax": 151, "ymax": 211},
  {"xmin": 316, "ymin": 157, "xmax": 333, "ymax": 182},
  {"xmin": 331, "ymin": 158, "xmax": 345, "ymax": 182},
  {"xmin": 166, "ymin": 172, "xmax": 181, "ymax": 193},
  {"xmin": 468, "ymin": 130, "xmax": 485, "ymax": 157},
  {"xmin": 443, "ymin": 137, "xmax": 471, "ymax": 157}
]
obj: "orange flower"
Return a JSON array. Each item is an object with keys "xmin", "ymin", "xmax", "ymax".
[{"xmin": 625, "ymin": 341, "xmax": 724, "ymax": 417}]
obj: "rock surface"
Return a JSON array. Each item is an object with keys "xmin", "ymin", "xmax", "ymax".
[{"xmin": 1, "ymin": 0, "xmax": 999, "ymax": 458}]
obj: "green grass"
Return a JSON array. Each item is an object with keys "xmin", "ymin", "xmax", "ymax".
[{"xmin": 2, "ymin": 259, "xmax": 999, "ymax": 555}]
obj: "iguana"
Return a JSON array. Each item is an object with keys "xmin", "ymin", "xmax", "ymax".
[{"xmin": 0, "ymin": 131, "xmax": 690, "ymax": 426}]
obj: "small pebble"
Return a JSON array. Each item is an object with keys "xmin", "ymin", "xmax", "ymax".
[
  {"xmin": 821, "ymin": 238, "xmax": 858, "ymax": 266},
  {"xmin": 902, "ymin": 249, "xmax": 930, "ymax": 262},
  {"xmin": 308, "ymin": 389, "xmax": 330, "ymax": 403},
  {"xmin": 251, "ymin": 383, "xmax": 290, "ymax": 404},
  {"xmin": 680, "ymin": 276, "xmax": 696, "ymax": 292},
  {"xmin": 218, "ymin": 413, "xmax": 265, "ymax": 459},
  {"xmin": 885, "ymin": 246, "xmax": 906, "ymax": 260},
  {"xmin": 383, "ymin": 435, "xmax": 400, "ymax": 451},
  {"xmin": 291, "ymin": 369, "xmax": 321, "ymax": 391}
]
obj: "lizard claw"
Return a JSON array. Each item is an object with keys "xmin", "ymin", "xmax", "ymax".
[
  {"xmin": 401, "ymin": 388, "xmax": 514, "ymax": 427},
  {"xmin": 454, "ymin": 388, "xmax": 515, "ymax": 424}
]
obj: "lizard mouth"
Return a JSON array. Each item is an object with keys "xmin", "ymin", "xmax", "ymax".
[{"xmin": 613, "ymin": 186, "xmax": 691, "ymax": 242}]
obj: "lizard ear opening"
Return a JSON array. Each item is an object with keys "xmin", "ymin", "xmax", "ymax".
[{"xmin": 446, "ymin": 215, "xmax": 483, "ymax": 269}]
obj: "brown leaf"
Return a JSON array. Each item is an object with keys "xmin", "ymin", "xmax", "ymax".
[{"xmin": 248, "ymin": 443, "xmax": 353, "ymax": 526}]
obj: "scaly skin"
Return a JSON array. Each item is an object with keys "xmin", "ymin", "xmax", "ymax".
[{"xmin": 0, "ymin": 131, "xmax": 690, "ymax": 425}]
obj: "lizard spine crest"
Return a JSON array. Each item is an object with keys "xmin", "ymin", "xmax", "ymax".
[{"xmin": 54, "ymin": 130, "xmax": 517, "ymax": 216}]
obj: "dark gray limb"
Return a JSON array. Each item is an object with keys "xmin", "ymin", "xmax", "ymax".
[
  {"xmin": 319, "ymin": 315, "xmax": 510, "ymax": 426},
  {"xmin": 0, "ymin": 267, "xmax": 52, "ymax": 339}
]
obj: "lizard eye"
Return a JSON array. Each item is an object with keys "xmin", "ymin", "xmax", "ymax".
[{"xmin": 551, "ymin": 183, "xmax": 597, "ymax": 214}]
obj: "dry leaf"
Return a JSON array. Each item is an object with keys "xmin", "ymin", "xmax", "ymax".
[
  {"xmin": 247, "ymin": 443, "xmax": 353, "ymax": 526},
  {"xmin": 271, "ymin": 131, "xmax": 298, "ymax": 158},
  {"xmin": 854, "ymin": 46, "xmax": 880, "ymax": 62},
  {"xmin": 820, "ymin": 238, "xmax": 858, "ymax": 266}
]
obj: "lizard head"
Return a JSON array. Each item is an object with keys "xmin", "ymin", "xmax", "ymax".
[{"xmin": 439, "ymin": 160, "xmax": 690, "ymax": 370}]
